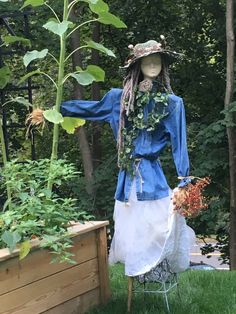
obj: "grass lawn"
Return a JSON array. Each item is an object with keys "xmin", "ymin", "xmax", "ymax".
[{"xmin": 87, "ymin": 264, "xmax": 236, "ymax": 314}]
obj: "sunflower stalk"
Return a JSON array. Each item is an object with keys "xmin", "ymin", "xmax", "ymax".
[
  {"xmin": 47, "ymin": 0, "xmax": 68, "ymax": 191},
  {"xmin": 0, "ymin": 117, "xmax": 12, "ymax": 210}
]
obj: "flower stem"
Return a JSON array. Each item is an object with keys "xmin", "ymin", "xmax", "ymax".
[
  {"xmin": 0, "ymin": 117, "xmax": 12, "ymax": 210},
  {"xmin": 47, "ymin": 0, "xmax": 69, "ymax": 191}
]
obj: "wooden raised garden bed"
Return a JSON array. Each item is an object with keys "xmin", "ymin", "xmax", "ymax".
[{"xmin": 0, "ymin": 221, "xmax": 110, "ymax": 314}]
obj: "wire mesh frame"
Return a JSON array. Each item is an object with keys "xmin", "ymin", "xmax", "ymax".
[
  {"xmin": 133, "ymin": 259, "xmax": 180, "ymax": 313},
  {"xmin": 0, "ymin": 10, "xmax": 36, "ymax": 161}
]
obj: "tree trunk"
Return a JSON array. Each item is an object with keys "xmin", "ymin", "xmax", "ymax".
[
  {"xmin": 225, "ymin": 0, "xmax": 236, "ymax": 270},
  {"xmin": 91, "ymin": 22, "xmax": 102, "ymax": 170},
  {"xmin": 69, "ymin": 5, "xmax": 95, "ymax": 195}
]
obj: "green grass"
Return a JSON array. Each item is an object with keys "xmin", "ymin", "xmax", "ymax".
[{"xmin": 87, "ymin": 264, "xmax": 236, "ymax": 314}]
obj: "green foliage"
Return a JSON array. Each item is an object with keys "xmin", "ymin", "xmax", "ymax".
[
  {"xmin": 43, "ymin": 108, "xmax": 64, "ymax": 124},
  {"xmin": 86, "ymin": 40, "xmax": 116, "ymax": 57},
  {"xmin": 1, "ymin": 230, "xmax": 21, "ymax": 253},
  {"xmin": 0, "ymin": 159, "xmax": 93, "ymax": 262},
  {"xmin": 0, "ymin": 66, "xmax": 11, "ymax": 89},
  {"xmin": 88, "ymin": 0, "xmax": 109, "ymax": 13},
  {"xmin": 61, "ymin": 117, "xmax": 86, "ymax": 134},
  {"xmin": 85, "ymin": 65, "xmax": 105, "ymax": 81},
  {"xmin": 21, "ymin": 0, "xmax": 44, "ymax": 9},
  {"xmin": 23, "ymin": 49, "xmax": 48, "ymax": 67},
  {"xmin": 43, "ymin": 20, "xmax": 74, "ymax": 37},
  {"xmin": 119, "ymin": 91, "xmax": 169, "ymax": 174},
  {"xmin": 18, "ymin": 69, "xmax": 42, "ymax": 84},
  {"xmin": 19, "ymin": 240, "xmax": 31, "ymax": 260},
  {"xmin": 221, "ymin": 101, "xmax": 236, "ymax": 127},
  {"xmin": 2, "ymin": 35, "xmax": 31, "ymax": 46},
  {"xmin": 69, "ymin": 65, "xmax": 105, "ymax": 86},
  {"xmin": 98, "ymin": 11, "xmax": 126, "ymax": 28}
]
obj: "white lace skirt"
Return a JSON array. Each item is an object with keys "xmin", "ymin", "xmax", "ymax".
[{"xmin": 109, "ymin": 181, "xmax": 196, "ymax": 276}]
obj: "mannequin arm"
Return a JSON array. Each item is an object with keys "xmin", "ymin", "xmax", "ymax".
[
  {"xmin": 164, "ymin": 96, "xmax": 191, "ymax": 188},
  {"xmin": 61, "ymin": 88, "xmax": 121, "ymax": 123}
]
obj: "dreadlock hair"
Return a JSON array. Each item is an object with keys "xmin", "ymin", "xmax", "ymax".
[{"xmin": 117, "ymin": 54, "xmax": 173, "ymax": 168}]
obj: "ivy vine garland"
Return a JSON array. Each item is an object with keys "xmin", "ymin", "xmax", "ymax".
[{"xmin": 119, "ymin": 80, "xmax": 169, "ymax": 175}]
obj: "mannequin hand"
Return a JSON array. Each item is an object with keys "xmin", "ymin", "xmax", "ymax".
[{"xmin": 172, "ymin": 188, "xmax": 188, "ymax": 211}]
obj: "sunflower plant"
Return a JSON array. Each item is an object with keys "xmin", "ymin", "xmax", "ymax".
[{"xmin": 0, "ymin": 0, "xmax": 126, "ymax": 260}]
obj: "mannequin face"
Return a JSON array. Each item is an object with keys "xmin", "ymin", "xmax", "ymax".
[{"xmin": 140, "ymin": 53, "xmax": 162, "ymax": 80}]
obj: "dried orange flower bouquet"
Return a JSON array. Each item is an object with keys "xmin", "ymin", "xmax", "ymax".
[{"xmin": 173, "ymin": 176, "xmax": 211, "ymax": 218}]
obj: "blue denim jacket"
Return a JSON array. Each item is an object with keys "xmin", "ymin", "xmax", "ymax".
[{"xmin": 61, "ymin": 88, "xmax": 191, "ymax": 202}]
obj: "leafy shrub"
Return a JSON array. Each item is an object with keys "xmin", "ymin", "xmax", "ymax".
[{"xmin": 0, "ymin": 159, "xmax": 93, "ymax": 263}]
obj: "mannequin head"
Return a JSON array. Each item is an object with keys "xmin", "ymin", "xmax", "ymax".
[
  {"xmin": 140, "ymin": 53, "xmax": 162, "ymax": 80},
  {"xmin": 120, "ymin": 53, "xmax": 172, "ymax": 115}
]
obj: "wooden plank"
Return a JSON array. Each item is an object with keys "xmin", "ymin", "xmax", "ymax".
[
  {"xmin": 42, "ymin": 287, "xmax": 100, "ymax": 314},
  {"xmin": 0, "ymin": 221, "xmax": 109, "ymax": 262},
  {"xmin": 67, "ymin": 221, "xmax": 109, "ymax": 237},
  {"xmin": 97, "ymin": 226, "xmax": 111, "ymax": 304},
  {"xmin": 0, "ymin": 258, "xmax": 99, "ymax": 314},
  {"xmin": 0, "ymin": 231, "xmax": 97, "ymax": 296}
]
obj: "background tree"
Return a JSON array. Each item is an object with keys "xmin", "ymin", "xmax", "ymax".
[{"xmin": 225, "ymin": 0, "xmax": 235, "ymax": 269}]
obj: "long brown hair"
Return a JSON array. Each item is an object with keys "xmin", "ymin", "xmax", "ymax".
[{"xmin": 117, "ymin": 54, "xmax": 173, "ymax": 167}]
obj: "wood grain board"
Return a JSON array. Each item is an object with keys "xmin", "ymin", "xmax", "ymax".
[
  {"xmin": 0, "ymin": 221, "xmax": 110, "ymax": 314},
  {"xmin": 42, "ymin": 287, "xmax": 100, "ymax": 314},
  {"xmin": 0, "ymin": 231, "xmax": 97, "ymax": 296}
]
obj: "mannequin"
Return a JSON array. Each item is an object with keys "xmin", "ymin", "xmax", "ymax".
[
  {"xmin": 139, "ymin": 54, "xmax": 186, "ymax": 209},
  {"xmin": 61, "ymin": 39, "xmax": 196, "ymax": 279}
]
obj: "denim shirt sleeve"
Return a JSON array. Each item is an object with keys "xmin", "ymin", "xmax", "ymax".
[
  {"xmin": 60, "ymin": 88, "xmax": 117, "ymax": 123},
  {"xmin": 164, "ymin": 96, "xmax": 191, "ymax": 188}
]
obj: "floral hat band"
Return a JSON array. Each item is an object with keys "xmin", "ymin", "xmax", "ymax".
[{"xmin": 121, "ymin": 37, "xmax": 183, "ymax": 69}]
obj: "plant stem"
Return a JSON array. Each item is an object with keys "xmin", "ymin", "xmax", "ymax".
[
  {"xmin": 67, "ymin": 0, "xmax": 79, "ymax": 18},
  {"xmin": 45, "ymin": 3, "xmax": 60, "ymax": 22},
  {"xmin": 39, "ymin": 71, "xmax": 58, "ymax": 89},
  {"xmin": 0, "ymin": 117, "xmax": 12, "ymax": 210},
  {"xmin": 64, "ymin": 45, "xmax": 87, "ymax": 63},
  {"xmin": 47, "ymin": 0, "xmax": 69, "ymax": 191},
  {"xmin": 67, "ymin": 19, "xmax": 98, "ymax": 38},
  {"xmin": 48, "ymin": 52, "xmax": 59, "ymax": 65}
]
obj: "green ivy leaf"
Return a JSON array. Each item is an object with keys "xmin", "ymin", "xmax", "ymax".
[
  {"xmin": 19, "ymin": 240, "xmax": 31, "ymax": 260},
  {"xmin": 43, "ymin": 109, "xmax": 64, "ymax": 124},
  {"xmin": 18, "ymin": 69, "xmax": 41, "ymax": 85},
  {"xmin": 86, "ymin": 65, "xmax": 105, "ymax": 82},
  {"xmin": 70, "ymin": 72, "xmax": 95, "ymax": 86},
  {"xmin": 43, "ymin": 21, "xmax": 73, "ymax": 36},
  {"xmin": 86, "ymin": 40, "xmax": 116, "ymax": 57},
  {"xmin": 0, "ymin": 66, "xmax": 11, "ymax": 89},
  {"xmin": 21, "ymin": 0, "xmax": 44, "ymax": 9},
  {"xmin": 1, "ymin": 230, "xmax": 21, "ymax": 253},
  {"xmin": 23, "ymin": 49, "xmax": 48, "ymax": 67},
  {"xmin": 61, "ymin": 117, "xmax": 86, "ymax": 134},
  {"xmin": 97, "ymin": 12, "xmax": 127, "ymax": 28},
  {"xmin": 2, "ymin": 35, "xmax": 31, "ymax": 47}
]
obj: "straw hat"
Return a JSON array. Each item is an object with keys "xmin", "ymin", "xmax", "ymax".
[{"xmin": 122, "ymin": 36, "xmax": 183, "ymax": 69}]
